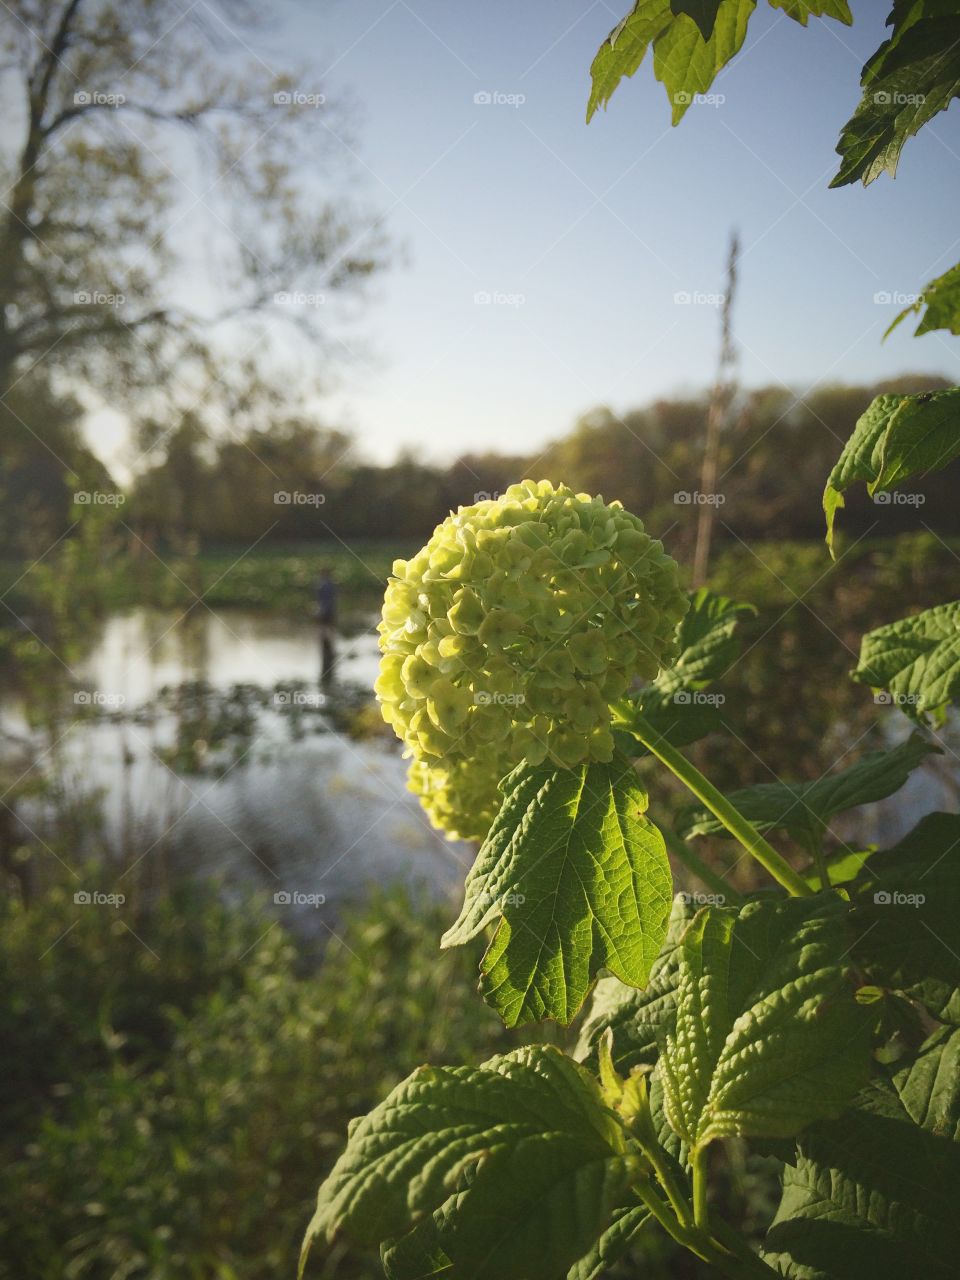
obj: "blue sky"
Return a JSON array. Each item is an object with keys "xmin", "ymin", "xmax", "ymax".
[{"xmin": 97, "ymin": 1, "xmax": 960, "ymax": 468}]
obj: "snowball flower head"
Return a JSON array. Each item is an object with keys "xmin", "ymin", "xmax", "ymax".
[{"xmin": 376, "ymin": 480, "xmax": 688, "ymax": 839}]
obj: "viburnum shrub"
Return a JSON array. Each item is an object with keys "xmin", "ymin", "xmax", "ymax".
[
  {"xmin": 375, "ymin": 480, "xmax": 688, "ymax": 838},
  {"xmin": 302, "ymin": 7, "xmax": 960, "ymax": 1278}
]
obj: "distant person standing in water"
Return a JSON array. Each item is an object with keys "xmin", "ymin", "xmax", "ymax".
[{"xmin": 315, "ymin": 567, "xmax": 338, "ymax": 684}]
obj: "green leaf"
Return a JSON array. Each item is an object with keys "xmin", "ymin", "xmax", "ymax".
[
  {"xmin": 382, "ymin": 1215, "xmax": 452, "ymax": 1280},
  {"xmin": 893, "ymin": 1023, "xmax": 960, "ymax": 1142},
  {"xmin": 763, "ymin": 1077, "xmax": 960, "ymax": 1277},
  {"xmin": 767, "ymin": 0, "xmax": 852, "ymax": 24},
  {"xmin": 823, "ymin": 388, "xmax": 960, "ymax": 552},
  {"xmin": 442, "ymin": 756, "xmax": 672, "ymax": 1028},
  {"xmin": 587, "ymin": 1, "xmax": 675, "ymax": 122},
  {"xmin": 302, "ymin": 1045, "xmax": 640, "ymax": 1280},
  {"xmin": 653, "ymin": 0, "xmax": 756, "ymax": 123},
  {"xmin": 566, "ymin": 1205, "xmax": 652, "ymax": 1280},
  {"xmin": 850, "ymin": 812, "xmax": 960, "ymax": 1025},
  {"xmin": 658, "ymin": 898, "xmax": 874, "ymax": 1151},
  {"xmin": 832, "ymin": 4, "xmax": 960, "ymax": 188},
  {"xmin": 574, "ymin": 894, "xmax": 698, "ymax": 1072},
  {"xmin": 888, "ymin": 260, "xmax": 960, "ymax": 337},
  {"xmin": 799, "ymin": 845, "xmax": 877, "ymax": 889},
  {"xmin": 852, "ymin": 601, "xmax": 960, "ymax": 717},
  {"xmin": 616, "ymin": 588, "xmax": 754, "ymax": 749},
  {"xmin": 677, "ymin": 732, "xmax": 937, "ymax": 841},
  {"xmin": 671, "ymin": 0, "xmax": 725, "ymax": 40}
]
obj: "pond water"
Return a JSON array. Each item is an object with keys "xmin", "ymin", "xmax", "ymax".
[{"xmin": 1, "ymin": 608, "xmax": 472, "ymax": 924}]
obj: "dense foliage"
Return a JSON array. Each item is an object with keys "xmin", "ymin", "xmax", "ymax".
[{"xmin": 300, "ymin": 7, "xmax": 960, "ymax": 1279}]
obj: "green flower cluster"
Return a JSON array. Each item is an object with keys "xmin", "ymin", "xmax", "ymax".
[{"xmin": 376, "ymin": 480, "xmax": 687, "ymax": 839}]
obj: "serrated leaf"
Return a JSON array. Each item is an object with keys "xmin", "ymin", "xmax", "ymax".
[
  {"xmin": 762, "ymin": 1077, "xmax": 960, "ymax": 1277},
  {"xmin": 442, "ymin": 756, "xmax": 672, "ymax": 1028},
  {"xmin": 587, "ymin": 1, "xmax": 674, "ymax": 121},
  {"xmin": 799, "ymin": 845, "xmax": 877, "ymax": 889},
  {"xmin": 850, "ymin": 811, "xmax": 960, "ymax": 1025},
  {"xmin": 852, "ymin": 601, "xmax": 960, "ymax": 716},
  {"xmin": 654, "ymin": 0, "xmax": 756, "ymax": 123},
  {"xmin": 616, "ymin": 589, "xmax": 754, "ymax": 749},
  {"xmin": 832, "ymin": 5, "xmax": 960, "ymax": 188},
  {"xmin": 659, "ymin": 898, "xmax": 874, "ymax": 1151},
  {"xmin": 574, "ymin": 895, "xmax": 699, "ymax": 1071},
  {"xmin": 888, "ymin": 260, "xmax": 960, "ymax": 337},
  {"xmin": 302, "ymin": 1045, "xmax": 639, "ymax": 1280},
  {"xmin": 767, "ymin": 0, "xmax": 852, "ymax": 24},
  {"xmin": 382, "ymin": 1214, "xmax": 453, "ymax": 1280},
  {"xmin": 893, "ymin": 1023, "xmax": 960, "ymax": 1141},
  {"xmin": 677, "ymin": 733, "xmax": 937, "ymax": 841},
  {"xmin": 823, "ymin": 388, "xmax": 960, "ymax": 551},
  {"xmin": 566, "ymin": 1204, "xmax": 652, "ymax": 1280},
  {"xmin": 671, "ymin": 0, "xmax": 725, "ymax": 40}
]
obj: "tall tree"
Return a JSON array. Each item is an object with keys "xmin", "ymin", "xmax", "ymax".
[{"xmin": 0, "ymin": 0, "xmax": 382, "ymax": 412}]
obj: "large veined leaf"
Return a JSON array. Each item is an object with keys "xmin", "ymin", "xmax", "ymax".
[
  {"xmin": 677, "ymin": 732, "xmax": 938, "ymax": 841},
  {"xmin": 658, "ymin": 898, "xmax": 873, "ymax": 1151},
  {"xmin": 587, "ymin": 0, "xmax": 850, "ymax": 122},
  {"xmin": 615, "ymin": 588, "xmax": 754, "ymax": 749},
  {"xmin": 566, "ymin": 1205, "xmax": 652, "ymax": 1280},
  {"xmin": 823, "ymin": 388, "xmax": 960, "ymax": 551},
  {"xmin": 442, "ymin": 756, "xmax": 672, "ymax": 1027},
  {"xmin": 850, "ymin": 811, "xmax": 960, "ymax": 1025},
  {"xmin": 851, "ymin": 601, "xmax": 960, "ymax": 717},
  {"xmin": 574, "ymin": 895, "xmax": 698, "ymax": 1072},
  {"xmin": 832, "ymin": 2, "xmax": 960, "ymax": 188},
  {"xmin": 302, "ymin": 1046, "xmax": 640, "ymax": 1280},
  {"xmin": 762, "ymin": 1073, "xmax": 960, "ymax": 1277},
  {"xmin": 888, "ymin": 260, "xmax": 960, "ymax": 337},
  {"xmin": 893, "ymin": 1024, "xmax": 960, "ymax": 1142}
]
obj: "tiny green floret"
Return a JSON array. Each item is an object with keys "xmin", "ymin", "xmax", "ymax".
[{"xmin": 376, "ymin": 480, "xmax": 688, "ymax": 838}]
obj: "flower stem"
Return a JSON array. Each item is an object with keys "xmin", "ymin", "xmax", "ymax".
[
  {"xmin": 692, "ymin": 1145, "xmax": 710, "ymax": 1230},
  {"xmin": 630, "ymin": 713, "xmax": 811, "ymax": 898}
]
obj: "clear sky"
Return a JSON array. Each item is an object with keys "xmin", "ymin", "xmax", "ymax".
[{"xmin": 93, "ymin": 0, "xmax": 960, "ymax": 470}]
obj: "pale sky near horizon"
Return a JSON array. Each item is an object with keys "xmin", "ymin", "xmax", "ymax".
[{"xmin": 85, "ymin": 0, "xmax": 960, "ymax": 474}]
